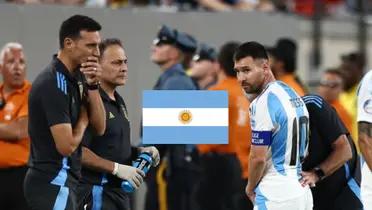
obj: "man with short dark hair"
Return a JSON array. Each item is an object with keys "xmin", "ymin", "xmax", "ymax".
[
  {"xmin": 269, "ymin": 38, "xmax": 307, "ymax": 96},
  {"xmin": 340, "ymin": 52, "xmax": 366, "ymax": 148},
  {"xmin": 77, "ymin": 38, "xmax": 160, "ymax": 210},
  {"xmin": 24, "ymin": 14, "xmax": 106, "ymax": 210},
  {"xmin": 234, "ymin": 41, "xmax": 312, "ymax": 209},
  {"xmin": 301, "ymin": 94, "xmax": 362, "ymax": 210}
]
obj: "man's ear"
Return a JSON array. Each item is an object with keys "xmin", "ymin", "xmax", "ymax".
[
  {"xmin": 262, "ymin": 59, "xmax": 270, "ymax": 73},
  {"xmin": 64, "ymin": 38, "xmax": 75, "ymax": 50}
]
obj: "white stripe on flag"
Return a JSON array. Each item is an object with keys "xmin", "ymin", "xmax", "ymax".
[{"xmin": 143, "ymin": 108, "xmax": 228, "ymax": 126}]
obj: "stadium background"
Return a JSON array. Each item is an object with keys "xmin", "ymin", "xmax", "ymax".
[{"xmin": 0, "ymin": 2, "xmax": 371, "ymax": 209}]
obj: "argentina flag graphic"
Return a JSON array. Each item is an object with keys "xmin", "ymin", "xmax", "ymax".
[{"xmin": 142, "ymin": 90, "xmax": 228, "ymax": 144}]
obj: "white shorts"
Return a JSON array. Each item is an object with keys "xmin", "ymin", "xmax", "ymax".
[
  {"xmin": 254, "ymin": 187, "xmax": 313, "ymax": 210},
  {"xmin": 362, "ymin": 163, "xmax": 372, "ymax": 210}
]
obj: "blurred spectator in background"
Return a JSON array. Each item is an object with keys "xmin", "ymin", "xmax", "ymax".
[
  {"xmin": 189, "ymin": 43, "xmax": 218, "ymax": 89},
  {"xmin": 339, "ymin": 51, "xmax": 365, "ymax": 151},
  {"xmin": 0, "ymin": 42, "xmax": 31, "ymax": 210},
  {"xmin": 293, "ymin": 0, "xmax": 344, "ymax": 16},
  {"xmin": 197, "ymin": 41, "xmax": 253, "ymax": 210},
  {"xmin": 317, "ymin": 68, "xmax": 353, "ymax": 133},
  {"xmin": 197, "ymin": 0, "xmax": 274, "ymax": 12},
  {"xmin": 6, "ymin": 0, "xmax": 84, "ymax": 5},
  {"xmin": 268, "ymin": 38, "xmax": 307, "ymax": 96},
  {"xmin": 145, "ymin": 25, "xmax": 197, "ymax": 210}
]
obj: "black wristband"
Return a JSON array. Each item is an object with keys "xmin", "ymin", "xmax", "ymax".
[{"xmin": 86, "ymin": 82, "xmax": 99, "ymax": 90}]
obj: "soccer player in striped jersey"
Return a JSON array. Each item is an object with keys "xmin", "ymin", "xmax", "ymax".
[
  {"xmin": 357, "ymin": 70, "xmax": 372, "ymax": 209},
  {"xmin": 234, "ymin": 41, "xmax": 313, "ymax": 210}
]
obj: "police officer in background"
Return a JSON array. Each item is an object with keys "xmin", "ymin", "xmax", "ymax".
[
  {"xmin": 145, "ymin": 25, "xmax": 197, "ymax": 210},
  {"xmin": 77, "ymin": 38, "xmax": 160, "ymax": 210},
  {"xmin": 179, "ymin": 32, "xmax": 197, "ymax": 71},
  {"xmin": 189, "ymin": 43, "xmax": 218, "ymax": 90}
]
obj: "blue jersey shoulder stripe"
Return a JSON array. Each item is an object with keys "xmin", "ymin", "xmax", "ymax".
[
  {"xmin": 303, "ymin": 95, "xmax": 323, "ymax": 103},
  {"xmin": 56, "ymin": 72, "xmax": 67, "ymax": 95}
]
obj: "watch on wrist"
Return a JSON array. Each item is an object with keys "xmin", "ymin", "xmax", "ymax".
[
  {"xmin": 86, "ymin": 81, "xmax": 100, "ymax": 90},
  {"xmin": 314, "ymin": 167, "xmax": 325, "ymax": 180}
]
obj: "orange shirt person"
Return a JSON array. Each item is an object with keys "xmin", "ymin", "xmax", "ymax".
[
  {"xmin": 197, "ymin": 42, "xmax": 252, "ymax": 210},
  {"xmin": 0, "ymin": 42, "xmax": 31, "ymax": 210},
  {"xmin": 199, "ymin": 77, "xmax": 251, "ymax": 178},
  {"xmin": 331, "ymin": 100, "xmax": 353, "ymax": 133}
]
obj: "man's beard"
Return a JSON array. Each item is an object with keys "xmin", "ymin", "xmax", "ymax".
[{"xmin": 242, "ymin": 84, "xmax": 261, "ymax": 95}]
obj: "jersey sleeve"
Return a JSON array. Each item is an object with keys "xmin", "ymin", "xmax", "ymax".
[
  {"xmin": 357, "ymin": 72, "xmax": 372, "ymax": 123},
  {"xmin": 250, "ymin": 94, "xmax": 274, "ymax": 146},
  {"xmin": 41, "ymin": 73, "xmax": 71, "ymax": 127}
]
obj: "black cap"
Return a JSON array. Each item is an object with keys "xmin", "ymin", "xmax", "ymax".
[
  {"xmin": 193, "ymin": 43, "xmax": 217, "ymax": 62},
  {"xmin": 176, "ymin": 32, "xmax": 197, "ymax": 53},
  {"xmin": 153, "ymin": 25, "xmax": 178, "ymax": 46}
]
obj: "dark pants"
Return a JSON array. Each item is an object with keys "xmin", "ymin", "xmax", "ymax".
[
  {"xmin": 24, "ymin": 169, "xmax": 77, "ymax": 210},
  {"xmin": 167, "ymin": 169, "xmax": 199, "ymax": 210},
  {"xmin": 196, "ymin": 153, "xmax": 242, "ymax": 210},
  {"xmin": 77, "ymin": 182, "xmax": 130, "ymax": 210},
  {"xmin": 145, "ymin": 169, "xmax": 159, "ymax": 210},
  {"xmin": 145, "ymin": 160, "xmax": 200, "ymax": 210},
  {"xmin": 313, "ymin": 182, "xmax": 364, "ymax": 210},
  {"xmin": 0, "ymin": 166, "xmax": 30, "ymax": 210}
]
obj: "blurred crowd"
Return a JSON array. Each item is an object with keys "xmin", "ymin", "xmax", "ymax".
[{"xmin": 1, "ymin": 0, "xmax": 372, "ymax": 16}]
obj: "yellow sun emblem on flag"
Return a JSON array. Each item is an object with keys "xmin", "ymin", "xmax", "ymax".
[{"xmin": 179, "ymin": 110, "xmax": 192, "ymax": 124}]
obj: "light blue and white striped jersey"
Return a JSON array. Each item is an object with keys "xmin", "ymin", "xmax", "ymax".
[
  {"xmin": 250, "ymin": 81, "xmax": 310, "ymax": 202},
  {"xmin": 357, "ymin": 70, "xmax": 372, "ymax": 124},
  {"xmin": 357, "ymin": 70, "xmax": 372, "ymax": 209}
]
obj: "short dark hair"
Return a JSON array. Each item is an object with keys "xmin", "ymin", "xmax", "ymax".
[
  {"xmin": 218, "ymin": 41, "xmax": 240, "ymax": 77},
  {"xmin": 59, "ymin": 15, "xmax": 102, "ymax": 49},
  {"xmin": 99, "ymin": 38, "xmax": 123, "ymax": 57},
  {"xmin": 234, "ymin": 41, "xmax": 269, "ymax": 63},
  {"xmin": 341, "ymin": 52, "xmax": 365, "ymax": 69},
  {"xmin": 271, "ymin": 38, "xmax": 297, "ymax": 73}
]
